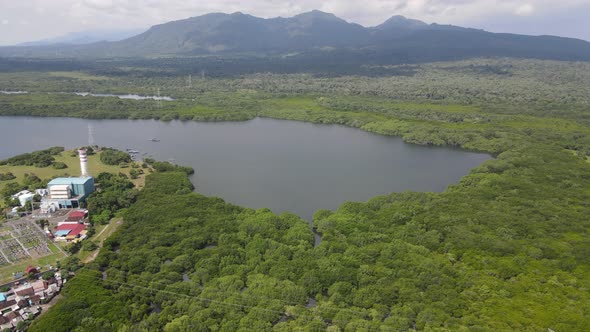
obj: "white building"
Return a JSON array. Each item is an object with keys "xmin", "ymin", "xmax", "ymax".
[
  {"xmin": 11, "ymin": 190, "xmax": 31, "ymax": 200},
  {"xmin": 17, "ymin": 194, "xmax": 34, "ymax": 207},
  {"xmin": 49, "ymin": 184, "xmax": 72, "ymax": 200}
]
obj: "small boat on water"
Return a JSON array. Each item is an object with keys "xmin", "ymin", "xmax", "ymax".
[{"xmin": 150, "ymin": 138, "xmax": 160, "ymax": 142}]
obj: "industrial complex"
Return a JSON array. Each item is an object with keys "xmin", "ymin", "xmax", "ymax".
[
  {"xmin": 39, "ymin": 148, "xmax": 95, "ymax": 214},
  {"xmin": 0, "ymin": 147, "xmax": 105, "ymax": 326}
]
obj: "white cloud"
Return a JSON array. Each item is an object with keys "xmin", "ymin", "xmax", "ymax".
[
  {"xmin": 83, "ymin": 0, "xmax": 115, "ymax": 9},
  {"xmin": 515, "ymin": 3, "xmax": 534, "ymax": 16},
  {"xmin": 1, "ymin": 20, "xmax": 8, "ymax": 25}
]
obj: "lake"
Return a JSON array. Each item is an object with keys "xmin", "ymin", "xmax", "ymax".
[
  {"xmin": 74, "ymin": 92, "xmax": 174, "ymax": 101},
  {"xmin": 0, "ymin": 91, "xmax": 28, "ymax": 95},
  {"xmin": 0, "ymin": 90, "xmax": 173, "ymax": 100},
  {"xmin": 0, "ymin": 116, "xmax": 491, "ymax": 220}
]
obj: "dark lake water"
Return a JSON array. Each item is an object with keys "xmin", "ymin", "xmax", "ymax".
[{"xmin": 0, "ymin": 116, "xmax": 491, "ymax": 220}]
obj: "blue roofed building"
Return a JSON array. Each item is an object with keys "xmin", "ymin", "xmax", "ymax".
[
  {"xmin": 46, "ymin": 177, "xmax": 95, "ymax": 209},
  {"xmin": 40, "ymin": 148, "xmax": 96, "ymax": 212}
]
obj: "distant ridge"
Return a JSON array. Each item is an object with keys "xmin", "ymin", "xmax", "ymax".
[
  {"xmin": 15, "ymin": 29, "xmax": 146, "ymax": 46},
  {"xmin": 1, "ymin": 10, "xmax": 590, "ymax": 62}
]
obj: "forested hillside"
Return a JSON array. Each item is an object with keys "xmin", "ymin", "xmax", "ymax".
[
  {"xmin": 1, "ymin": 11, "xmax": 590, "ymax": 61},
  {"xmin": 18, "ymin": 57, "xmax": 590, "ymax": 330}
]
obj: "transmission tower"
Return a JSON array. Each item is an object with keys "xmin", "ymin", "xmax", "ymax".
[
  {"xmin": 88, "ymin": 124, "xmax": 95, "ymax": 147},
  {"xmin": 157, "ymin": 88, "xmax": 162, "ymax": 109}
]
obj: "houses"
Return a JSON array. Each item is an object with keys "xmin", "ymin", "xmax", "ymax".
[
  {"xmin": 31, "ymin": 280, "xmax": 48, "ymax": 294},
  {"xmin": 0, "ymin": 272, "xmax": 63, "ymax": 330},
  {"xmin": 14, "ymin": 285, "xmax": 34, "ymax": 297}
]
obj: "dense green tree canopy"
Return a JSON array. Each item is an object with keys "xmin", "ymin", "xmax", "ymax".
[
  {"xmin": 99, "ymin": 148, "xmax": 132, "ymax": 166},
  {"xmin": 11, "ymin": 57, "xmax": 590, "ymax": 331},
  {"xmin": 0, "ymin": 146, "xmax": 64, "ymax": 168}
]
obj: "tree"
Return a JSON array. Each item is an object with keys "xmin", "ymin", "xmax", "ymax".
[
  {"xmin": 66, "ymin": 242, "xmax": 82, "ymax": 255},
  {"xmin": 0, "ymin": 172, "xmax": 16, "ymax": 181},
  {"xmin": 61, "ymin": 256, "xmax": 82, "ymax": 272},
  {"xmin": 99, "ymin": 149, "xmax": 131, "ymax": 165},
  {"xmin": 52, "ymin": 162, "xmax": 68, "ymax": 169},
  {"xmin": 82, "ymin": 241, "xmax": 98, "ymax": 252}
]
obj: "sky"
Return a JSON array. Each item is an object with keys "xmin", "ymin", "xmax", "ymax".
[{"xmin": 1, "ymin": 0, "xmax": 589, "ymax": 45}]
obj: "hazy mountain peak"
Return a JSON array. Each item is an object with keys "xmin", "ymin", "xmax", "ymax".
[
  {"xmin": 230, "ymin": 11, "xmax": 255, "ymax": 18},
  {"xmin": 376, "ymin": 15, "xmax": 428, "ymax": 30},
  {"xmin": 294, "ymin": 10, "xmax": 343, "ymax": 21},
  {"xmin": 15, "ymin": 28, "xmax": 145, "ymax": 46}
]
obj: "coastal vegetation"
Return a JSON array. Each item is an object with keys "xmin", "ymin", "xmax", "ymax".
[
  {"xmin": 99, "ymin": 148, "xmax": 132, "ymax": 166},
  {"xmin": 86, "ymin": 172, "xmax": 138, "ymax": 225},
  {"xmin": 0, "ymin": 147, "xmax": 64, "ymax": 168},
  {"xmin": 29, "ymin": 146, "xmax": 590, "ymax": 331},
  {"xmin": 2, "ymin": 57, "xmax": 585, "ymax": 330}
]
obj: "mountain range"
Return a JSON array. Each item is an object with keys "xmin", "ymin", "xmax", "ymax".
[
  {"xmin": 16, "ymin": 29, "xmax": 146, "ymax": 47},
  {"xmin": 2, "ymin": 10, "xmax": 590, "ymax": 62}
]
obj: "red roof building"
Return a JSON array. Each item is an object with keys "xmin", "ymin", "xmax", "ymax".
[
  {"xmin": 55, "ymin": 223, "xmax": 86, "ymax": 236},
  {"xmin": 0, "ymin": 300, "xmax": 16, "ymax": 310},
  {"xmin": 25, "ymin": 266, "xmax": 38, "ymax": 274},
  {"xmin": 5, "ymin": 311, "xmax": 17, "ymax": 320},
  {"xmin": 69, "ymin": 210, "xmax": 86, "ymax": 219},
  {"xmin": 66, "ymin": 210, "xmax": 87, "ymax": 222},
  {"xmin": 31, "ymin": 280, "xmax": 48, "ymax": 293},
  {"xmin": 14, "ymin": 286, "xmax": 34, "ymax": 297}
]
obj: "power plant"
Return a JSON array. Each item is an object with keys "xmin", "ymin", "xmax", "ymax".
[{"xmin": 39, "ymin": 148, "xmax": 95, "ymax": 213}]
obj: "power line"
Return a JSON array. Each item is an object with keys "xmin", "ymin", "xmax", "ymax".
[
  {"xmin": 71, "ymin": 270, "xmax": 399, "ymax": 328},
  {"xmin": 157, "ymin": 88, "xmax": 162, "ymax": 109},
  {"xmin": 73, "ymin": 272, "xmax": 284, "ymax": 315}
]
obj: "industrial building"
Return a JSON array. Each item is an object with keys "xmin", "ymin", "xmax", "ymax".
[
  {"xmin": 40, "ymin": 148, "xmax": 95, "ymax": 212},
  {"xmin": 11, "ymin": 190, "xmax": 34, "ymax": 207},
  {"xmin": 46, "ymin": 177, "xmax": 94, "ymax": 208}
]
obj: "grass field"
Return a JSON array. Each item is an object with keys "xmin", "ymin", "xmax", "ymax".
[{"xmin": 0, "ymin": 252, "xmax": 65, "ymax": 284}]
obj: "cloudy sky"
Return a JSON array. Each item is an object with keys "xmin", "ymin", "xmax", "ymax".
[{"xmin": 1, "ymin": 0, "xmax": 589, "ymax": 45}]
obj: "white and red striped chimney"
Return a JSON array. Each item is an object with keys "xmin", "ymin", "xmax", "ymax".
[{"xmin": 79, "ymin": 148, "xmax": 89, "ymax": 177}]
